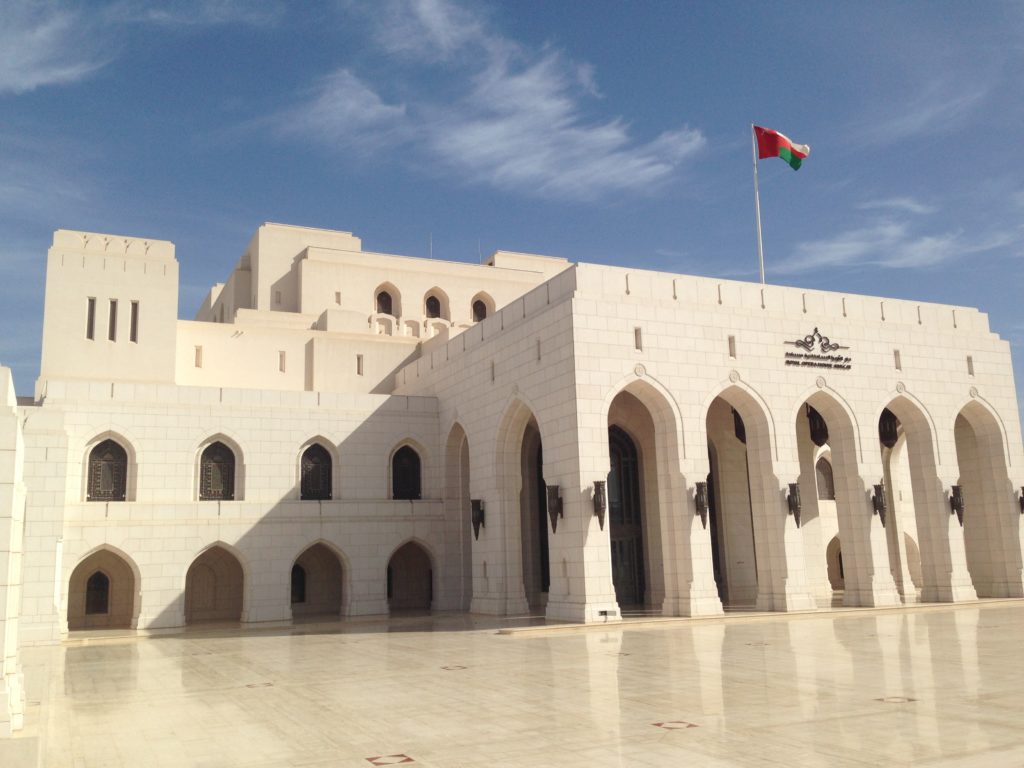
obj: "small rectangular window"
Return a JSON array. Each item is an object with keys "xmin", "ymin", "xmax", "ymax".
[
  {"xmin": 634, "ymin": 327, "xmax": 643, "ymax": 351},
  {"xmin": 279, "ymin": 351, "xmax": 286, "ymax": 372},
  {"xmin": 86, "ymin": 297, "xmax": 96, "ymax": 340},
  {"xmin": 728, "ymin": 335, "xmax": 737, "ymax": 358},
  {"xmin": 130, "ymin": 301, "xmax": 139, "ymax": 343},
  {"xmin": 274, "ymin": 290, "xmax": 282, "ymax": 305},
  {"xmin": 194, "ymin": 345, "xmax": 203, "ymax": 368},
  {"xmin": 894, "ymin": 349, "xmax": 902, "ymax": 371},
  {"xmin": 967, "ymin": 355, "xmax": 974, "ymax": 376},
  {"xmin": 335, "ymin": 291, "xmax": 342, "ymax": 305},
  {"xmin": 536, "ymin": 338, "xmax": 541, "ymax": 361},
  {"xmin": 108, "ymin": 300, "xmax": 118, "ymax": 341},
  {"xmin": 357, "ymin": 354, "xmax": 364, "ymax": 376},
  {"xmin": 491, "ymin": 361, "xmax": 495, "ymax": 382}
]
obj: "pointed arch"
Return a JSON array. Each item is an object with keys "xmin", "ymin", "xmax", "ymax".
[
  {"xmin": 700, "ymin": 379, "xmax": 778, "ymax": 462},
  {"xmin": 386, "ymin": 538, "xmax": 435, "ymax": 612},
  {"xmin": 373, "ymin": 281, "xmax": 402, "ymax": 317},
  {"xmin": 185, "ymin": 541, "xmax": 247, "ymax": 624},
  {"xmin": 194, "ymin": 433, "xmax": 245, "ymax": 501},
  {"xmin": 67, "ymin": 544, "xmax": 141, "ymax": 630},
  {"xmin": 444, "ymin": 422, "xmax": 472, "ymax": 610},
  {"xmin": 82, "ymin": 431, "xmax": 138, "ymax": 502},
  {"xmin": 389, "ymin": 439, "xmax": 427, "ymax": 500},
  {"xmin": 423, "ymin": 286, "xmax": 450, "ymax": 320},
  {"xmin": 291, "ymin": 540, "xmax": 348, "ymax": 617},
  {"xmin": 297, "ymin": 436, "xmax": 339, "ymax": 501},
  {"xmin": 470, "ymin": 292, "xmax": 495, "ymax": 322}
]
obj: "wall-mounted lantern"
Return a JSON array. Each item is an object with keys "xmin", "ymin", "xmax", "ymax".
[
  {"xmin": 471, "ymin": 499, "xmax": 485, "ymax": 540},
  {"xmin": 949, "ymin": 485, "xmax": 964, "ymax": 527},
  {"xmin": 872, "ymin": 482, "xmax": 887, "ymax": 528},
  {"xmin": 878, "ymin": 408, "xmax": 900, "ymax": 449},
  {"xmin": 547, "ymin": 485, "xmax": 563, "ymax": 533},
  {"xmin": 805, "ymin": 405, "xmax": 829, "ymax": 447},
  {"xmin": 787, "ymin": 483, "xmax": 802, "ymax": 528},
  {"xmin": 593, "ymin": 480, "xmax": 607, "ymax": 530},
  {"xmin": 694, "ymin": 481, "xmax": 709, "ymax": 530},
  {"xmin": 1019, "ymin": 486, "xmax": 1024, "ymax": 515}
]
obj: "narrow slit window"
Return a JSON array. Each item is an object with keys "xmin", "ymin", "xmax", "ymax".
[
  {"xmin": 86, "ymin": 297, "xmax": 96, "ymax": 340},
  {"xmin": 130, "ymin": 301, "xmax": 139, "ymax": 343},
  {"xmin": 108, "ymin": 300, "xmax": 118, "ymax": 341},
  {"xmin": 279, "ymin": 351, "xmax": 286, "ymax": 372},
  {"xmin": 194, "ymin": 345, "xmax": 203, "ymax": 368},
  {"xmin": 728, "ymin": 335, "xmax": 737, "ymax": 358},
  {"xmin": 274, "ymin": 290, "xmax": 282, "ymax": 305},
  {"xmin": 967, "ymin": 355, "xmax": 974, "ymax": 376},
  {"xmin": 335, "ymin": 291, "xmax": 342, "ymax": 305},
  {"xmin": 357, "ymin": 354, "xmax": 364, "ymax": 376},
  {"xmin": 634, "ymin": 327, "xmax": 643, "ymax": 351},
  {"xmin": 894, "ymin": 349, "xmax": 902, "ymax": 370}
]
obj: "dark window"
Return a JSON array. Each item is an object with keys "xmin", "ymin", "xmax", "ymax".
[
  {"xmin": 425, "ymin": 295, "xmax": 441, "ymax": 318},
  {"xmin": 87, "ymin": 439, "xmax": 128, "ymax": 501},
  {"xmin": 291, "ymin": 564, "xmax": 306, "ymax": 604},
  {"xmin": 472, "ymin": 300, "xmax": 487, "ymax": 321},
  {"xmin": 376, "ymin": 291, "xmax": 393, "ymax": 315},
  {"xmin": 108, "ymin": 299, "xmax": 118, "ymax": 341},
  {"xmin": 816, "ymin": 457, "xmax": 835, "ymax": 501},
  {"xmin": 300, "ymin": 444, "xmax": 332, "ymax": 500},
  {"xmin": 130, "ymin": 301, "xmax": 139, "ymax": 343},
  {"xmin": 86, "ymin": 297, "xmax": 96, "ymax": 340},
  {"xmin": 200, "ymin": 441, "xmax": 235, "ymax": 501},
  {"xmin": 392, "ymin": 445, "xmax": 421, "ymax": 500},
  {"xmin": 85, "ymin": 571, "xmax": 110, "ymax": 614}
]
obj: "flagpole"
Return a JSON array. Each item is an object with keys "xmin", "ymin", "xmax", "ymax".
[{"xmin": 751, "ymin": 124, "xmax": 766, "ymax": 285}]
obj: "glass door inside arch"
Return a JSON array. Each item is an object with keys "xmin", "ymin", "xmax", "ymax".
[{"xmin": 608, "ymin": 426, "xmax": 645, "ymax": 606}]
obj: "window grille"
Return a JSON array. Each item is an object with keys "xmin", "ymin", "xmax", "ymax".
[
  {"xmin": 300, "ymin": 444, "xmax": 332, "ymax": 500},
  {"xmin": 392, "ymin": 445, "xmax": 422, "ymax": 500},
  {"xmin": 87, "ymin": 439, "xmax": 127, "ymax": 501},
  {"xmin": 199, "ymin": 441, "xmax": 235, "ymax": 501}
]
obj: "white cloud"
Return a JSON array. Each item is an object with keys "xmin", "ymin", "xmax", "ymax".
[
  {"xmin": 777, "ymin": 219, "xmax": 1014, "ymax": 273},
  {"xmin": 113, "ymin": 0, "xmax": 285, "ymax": 27},
  {"xmin": 282, "ymin": 0, "xmax": 704, "ymax": 201},
  {"xmin": 0, "ymin": 2, "xmax": 109, "ymax": 94},
  {"xmin": 275, "ymin": 70, "xmax": 409, "ymax": 149},
  {"xmin": 853, "ymin": 81, "xmax": 987, "ymax": 147},
  {"xmin": 857, "ymin": 197, "xmax": 936, "ymax": 215}
]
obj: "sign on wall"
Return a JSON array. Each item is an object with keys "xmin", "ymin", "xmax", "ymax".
[{"xmin": 784, "ymin": 327, "xmax": 852, "ymax": 370}]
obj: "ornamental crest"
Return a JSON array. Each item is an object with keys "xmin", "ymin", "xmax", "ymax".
[{"xmin": 787, "ymin": 327, "xmax": 849, "ymax": 353}]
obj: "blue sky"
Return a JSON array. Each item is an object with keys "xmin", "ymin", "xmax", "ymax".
[{"xmin": 2, "ymin": 0, "xmax": 1023, "ymax": 427}]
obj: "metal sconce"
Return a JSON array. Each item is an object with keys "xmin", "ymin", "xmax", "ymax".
[
  {"xmin": 1019, "ymin": 486, "xmax": 1024, "ymax": 515},
  {"xmin": 593, "ymin": 480, "xmax": 607, "ymax": 531},
  {"xmin": 694, "ymin": 481, "xmax": 709, "ymax": 530},
  {"xmin": 871, "ymin": 482, "xmax": 887, "ymax": 528},
  {"xmin": 805, "ymin": 405, "xmax": 829, "ymax": 447},
  {"xmin": 787, "ymin": 483, "xmax": 802, "ymax": 528},
  {"xmin": 547, "ymin": 485, "xmax": 563, "ymax": 533},
  {"xmin": 470, "ymin": 499, "xmax": 485, "ymax": 540},
  {"xmin": 949, "ymin": 485, "xmax": 964, "ymax": 527}
]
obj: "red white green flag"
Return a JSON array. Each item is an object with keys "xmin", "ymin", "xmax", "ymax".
[{"xmin": 754, "ymin": 126, "xmax": 810, "ymax": 170}]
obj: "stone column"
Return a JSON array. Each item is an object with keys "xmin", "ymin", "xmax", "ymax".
[{"xmin": 0, "ymin": 369, "xmax": 26, "ymax": 735}]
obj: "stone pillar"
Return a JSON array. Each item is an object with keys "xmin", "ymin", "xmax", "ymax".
[
  {"xmin": 660, "ymin": 471, "xmax": 723, "ymax": 617},
  {"xmin": 0, "ymin": 369, "xmax": 26, "ymax": 735}
]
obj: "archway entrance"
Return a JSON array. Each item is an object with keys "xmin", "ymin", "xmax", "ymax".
[
  {"xmin": 387, "ymin": 542, "xmax": 432, "ymax": 612},
  {"xmin": 445, "ymin": 424, "xmax": 472, "ymax": 610},
  {"xmin": 185, "ymin": 545, "xmax": 244, "ymax": 624},
  {"xmin": 68, "ymin": 549, "xmax": 138, "ymax": 630},
  {"xmin": 291, "ymin": 543, "xmax": 344, "ymax": 618},
  {"xmin": 954, "ymin": 403, "xmax": 1022, "ymax": 597},
  {"xmin": 706, "ymin": 400, "xmax": 758, "ymax": 607},
  {"xmin": 520, "ymin": 420, "xmax": 549, "ymax": 611},
  {"xmin": 608, "ymin": 426, "xmax": 645, "ymax": 606}
]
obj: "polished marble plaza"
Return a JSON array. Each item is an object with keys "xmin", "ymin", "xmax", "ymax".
[{"xmin": 4, "ymin": 602, "xmax": 1024, "ymax": 767}]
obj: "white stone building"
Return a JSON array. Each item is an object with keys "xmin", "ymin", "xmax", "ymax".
[{"xmin": 1, "ymin": 222, "xmax": 1023, "ymax": 734}]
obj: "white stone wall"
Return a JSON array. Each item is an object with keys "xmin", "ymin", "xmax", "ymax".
[{"xmin": 0, "ymin": 368, "xmax": 26, "ymax": 735}]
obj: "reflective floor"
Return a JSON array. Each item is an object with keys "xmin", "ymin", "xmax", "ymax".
[{"xmin": 4, "ymin": 602, "xmax": 1024, "ymax": 767}]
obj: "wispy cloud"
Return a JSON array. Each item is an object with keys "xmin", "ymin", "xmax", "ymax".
[
  {"xmin": 852, "ymin": 81, "xmax": 987, "ymax": 147},
  {"xmin": 777, "ymin": 219, "xmax": 1014, "ymax": 273},
  {"xmin": 0, "ymin": 0, "xmax": 284, "ymax": 95},
  {"xmin": 278, "ymin": 0, "xmax": 704, "ymax": 201},
  {"xmin": 857, "ymin": 196, "xmax": 936, "ymax": 215},
  {"xmin": 0, "ymin": 2, "xmax": 109, "ymax": 94}
]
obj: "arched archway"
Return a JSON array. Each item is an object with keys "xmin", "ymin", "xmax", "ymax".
[
  {"xmin": 826, "ymin": 535, "xmax": 844, "ymax": 591},
  {"xmin": 444, "ymin": 423, "xmax": 472, "ymax": 610},
  {"xmin": 185, "ymin": 545, "xmax": 244, "ymax": 624},
  {"xmin": 67, "ymin": 547, "xmax": 139, "ymax": 630},
  {"xmin": 299, "ymin": 442, "xmax": 333, "ymax": 500},
  {"xmin": 374, "ymin": 282, "xmax": 401, "ymax": 317},
  {"xmin": 423, "ymin": 287, "xmax": 450, "ymax": 320},
  {"xmin": 291, "ymin": 542, "xmax": 344, "ymax": 618},
  {"xmin": 391, "ymin": 444, "xmax": 422, "ymax": 500},
  {"xmin": 387, "ymin": 541, "xmax": 432, "ymax": 612},
  {"xmin": 953, "ymin": 401, "xmax": 1023, "ymax": 597},
  {"xmin": 470, "ymin": 292, "xmax": 494, "ymax": 322},
  {"xmin": 519, "ymin": 419, "xmax": 548, "ymax": 610}
]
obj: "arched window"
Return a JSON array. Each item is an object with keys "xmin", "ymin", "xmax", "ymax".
[
  {"xmin": 472, "ymin": 300, "xmax": 487, "ymax": 322},
  {"xmin": 87, "ymin": 439, "xmax": 128, "ymax": 502},
  {"xmin": 85, "ymin": 571, "xmax": 110, "ymax": 615},
  {"xmin": 200, "ymin": 441, "xmax": 235, "ymax": 501},
  {"xmin": 816, "ymin": 457, "xmax": 835, "ymax": 500},
  {"xmin": 291, "ymin": 564, "xmax": 307, "ymax": 604},
  {"xmin": 300, "ymin": 444, "xmax": 332, "ymax": 500},
  {"xmin": 376, "ymin": 290, "xmax": 393, "ymax": 315},
  {"xmin": 392, "ymin": 446, "xmax": 422, "ymax": 500},
  {"xmin": 425, "ymin": 295, "xmax": 441, "ymax": 318}
]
